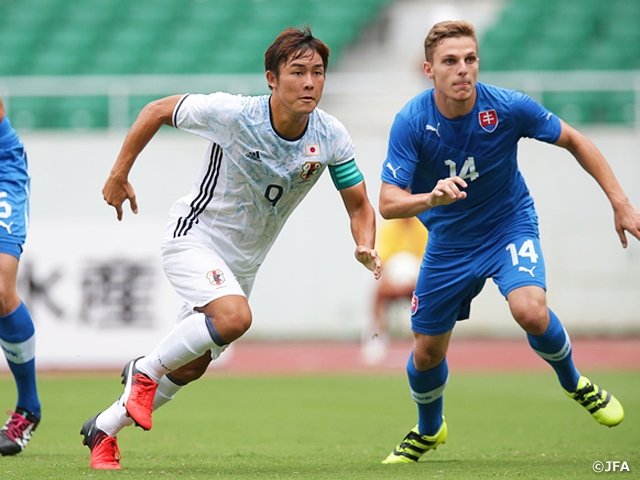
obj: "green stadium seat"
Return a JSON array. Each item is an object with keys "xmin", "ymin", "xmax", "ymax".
[
  {"xmin": 0, "ymin": 0, "xmax": 393, "ymax": 127},
  {"xmin": 0, "ymin": 27, "xmax": 41, "ymax": 75},
  {"xmin": 587, "ymin": 42, "xmax": 628, "ymax": 71},
  {"xmin": 148, "ymin": 45, "xmax": 203, "ymax": 75},
  {"xmin": 0, "ymin": 55, "xmax": 21, "ymax": 75},
  {"xmin": 90, "ymin": 46, "xmax": 146, "ymax": 75},
  {"xmin": 5, "ymin": 97, "xmax": 58, "ymax": 130},
  {"xmin": 54, "ymin": 96, "xmax": 109, "ymax": 130},
  {"xmin": 186, "ymin": 0, "xmax": 248, "ymax": 27},
  {"xmin": 126, "ymin": 0, "xmax": 181, "ymax": 27},
  {"xmin": 211, "ymin": 45, "xmax": 264, "ymax": 74},
  {"xmin": 597, "ymin": 92, "xmax": 635, "ymax": 124},
  {"xmin": 27, "ymin": 28, "xmax": 100, "ymax": 75},
  {"xmin": 543, "ymin": 91, "xmax": 599, "ymax": 125},
  {"xmin": 28, "ymin": 49, "xmax": 82, "ymax": 76}
]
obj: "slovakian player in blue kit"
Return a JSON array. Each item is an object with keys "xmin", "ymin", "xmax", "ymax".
[
  {"xmin": 0, "ymin": 97, "xmax": 41, "ymax": 456},
  {"xmin": 80, "ymin": 27, "xmax": 382, "ymax": 470},
  {"xmin": 380, "ymin": 21, "xmax": 640, "ymax": 464}
]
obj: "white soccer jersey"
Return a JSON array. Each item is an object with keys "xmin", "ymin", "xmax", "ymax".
[{"xmin": 167, "ymin": 92, "xmax": 356, "ymax": 277}]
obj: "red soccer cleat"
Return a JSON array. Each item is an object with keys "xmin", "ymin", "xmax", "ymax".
[
  {"xmin": 121, "ymin": 358, "xmax": 158, "ymax": 431},
  {"xmin": 80, "ymin": 414, "xmax": 122, "ymax": 470}
]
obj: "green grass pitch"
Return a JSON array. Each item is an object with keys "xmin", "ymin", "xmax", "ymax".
[{"xmin": 0, "ymin": 371, "xmax": 638, "ymax": 479}]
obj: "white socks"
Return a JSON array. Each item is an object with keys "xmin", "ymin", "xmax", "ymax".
[
  {"xmin": 96, "ymin": 375, "xmax": 184, "ymax": 437},
  {"xmin": 135, "ymin": 313, "xmax": 226, "ymax": 383},
  {"xmin": 96, "ymin": 313, "xmax": 230, "ymax": 437},
  {"xmin": 96, "ymin": 313, "xmax": 231, "ymax": 437}
]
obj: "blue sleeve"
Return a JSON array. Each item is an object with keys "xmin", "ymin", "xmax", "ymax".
[
  {"xmin": 511, "ymin": 92, "xmax": 561, "ymax": 144},
  {"xmin": 381, "ymin": 113, "xmax": 420, "ymax": 189}
]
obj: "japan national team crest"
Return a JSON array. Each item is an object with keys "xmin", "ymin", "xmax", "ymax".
[
  {"xmin": 300, "ymin": 161, "xmax": 322, "ymax": 180},
  {"xmin": 206, "ymin": 269, "xmax": 225, "ymax": 286},
  {"xmin": 479, "ymin": 109, "xmax": 499, "ymax": 133}
]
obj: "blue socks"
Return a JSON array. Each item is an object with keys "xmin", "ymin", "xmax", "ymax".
[
  {"xmin": 406, "ymin": 310, "xmax": 579, "ymax": 437},
  {"xmin": 406, "ymin": 352, "xmax": 448, "ymax": 436},
  {"xmin": 527, "ymin": 309, "xmax": 580, "ymax": 392},
  {"xmin": 0, "ymin": 302, "xmax": 40, "ymax": 418}
]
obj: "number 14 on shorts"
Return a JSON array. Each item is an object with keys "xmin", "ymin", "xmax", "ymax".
[{"xmin": 506, "ymin": 239, "xmax": 539, "ymax": 266}]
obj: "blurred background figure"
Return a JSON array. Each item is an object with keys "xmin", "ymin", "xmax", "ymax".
[{"xmin": 362, "ymin": 217, "xmax": 427, "ymax": 365}]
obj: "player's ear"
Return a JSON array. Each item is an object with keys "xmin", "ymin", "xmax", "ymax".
[
  {"xmin": 266, "ymin": 70, "xmax": 278, "ymax": 90},
  {"xmin": 423, "ymin": 61, "xmax": 434, "ymax": 79}
]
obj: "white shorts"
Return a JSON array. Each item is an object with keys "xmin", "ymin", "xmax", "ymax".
[{"xmin": 161, "ymin": 235, "xmax": 255, "ymax": 322}]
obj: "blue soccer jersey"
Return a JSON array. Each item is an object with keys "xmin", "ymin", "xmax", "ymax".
[
  {"xmin": 382, "ymin": 82, "xmax": 561, "ymax": 249},
  {"xmin": 0, "ymin": 115, "xmax": 30, "ymax": 258}
]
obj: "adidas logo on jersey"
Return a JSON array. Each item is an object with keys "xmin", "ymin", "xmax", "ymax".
[{"xmin": 245, "ymin": 151, "xmax": 261, "ymax": 162}]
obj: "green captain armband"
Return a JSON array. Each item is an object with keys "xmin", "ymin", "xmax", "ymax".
[{"xmin": 328, "ymin": 159, "xmax": 364, "ymax": 190}]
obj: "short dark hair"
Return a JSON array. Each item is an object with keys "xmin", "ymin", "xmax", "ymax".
[
  {"xmin": 424, "ymin": 20, "xmax": 477, "ymax": 62},
  {"xmin": 264, "ymin": 26, "xmax": 330, "ymax": 86}
]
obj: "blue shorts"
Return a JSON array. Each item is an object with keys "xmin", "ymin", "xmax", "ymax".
[
  {"xmin": 411, "ymin": 230, "xmax": 546, "ymax": 335},
  {"xmin": 0, "ymin": 145, "xmax": 30, "ymax": 259}
]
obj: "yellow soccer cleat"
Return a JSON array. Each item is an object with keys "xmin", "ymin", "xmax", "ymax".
[
  {"xmin": 382, "ymin": 418, "xmax": 447, "ymax": 464},
  {"xmin": 565, "ymin": 376, "xmax": 624, "ymax": 427}
]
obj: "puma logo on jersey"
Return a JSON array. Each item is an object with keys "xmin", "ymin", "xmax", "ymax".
[
  {"xmin": 518, "ymin": 266, "xmax": 536, "ymax": 277},
  {"xmin": 426, "ymin": 123, "xmax": 440, "ymax": 137},
  {"xmin": 245, "ymin": 151, "xmax": 261, "ymax": 162},
  {"xmin": 386, "ymin": 162, "xmax": 402, "ymax": 179},
  {"xmin": 0, "ymin": 221, "xmax": 13, "ymax": 234}
]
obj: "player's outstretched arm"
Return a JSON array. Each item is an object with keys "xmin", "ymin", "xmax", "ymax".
[
  {"xmin": 379, "ymin": 178, "xmax": 467, "ymax": 220},
  {"xmin": 554, "ymin": 119, "xmax": 640, "ymax": 247},
  {"xmin": 339, "ymin": 181, "xmax": 382, "ymax": 280},
  {"xmin": 103, "ymin": 95, "xmax": 183, "ymax": 221}
]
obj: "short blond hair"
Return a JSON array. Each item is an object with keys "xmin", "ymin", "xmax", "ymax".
[{"xmin": 424, "ymin": 20, "xmax": 477, "ymax": 62}]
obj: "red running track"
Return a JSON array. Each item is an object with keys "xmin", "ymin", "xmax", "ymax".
[{"xmin": 207, "ymin": 338, "xmax": 640, "ymax": 375}]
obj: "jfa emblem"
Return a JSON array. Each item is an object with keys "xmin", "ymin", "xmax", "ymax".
[
  {"xmin": 206, "ymin": 269, "xmax": 225, "ymax": 286},
  {"xmin": 479, "ymin": 109, "xmax": 498, "ymax": 132},
  {"xmin": 411, "ymin": 293, "xmax": 418, "ymax": 315},
  {"xmin": 300, "ymin": 161, "xmax": 322, "ymax": 180}
]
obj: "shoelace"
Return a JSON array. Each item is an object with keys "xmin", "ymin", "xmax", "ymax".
[
  {"xmin": 131, "ymin": 374, "xmax": 157, "ymax": 407},
  {"xmin": 575, "ymin": 382, "xmax": 598, "ymax": 403},
  {"xmin": 574, "ymin": 382, "xmax": 610, "ymax": 412},
  {"xmin": 1, "ymin": 411, "xmax": 32, "ymax": 441},
  {"xmin": 97, "ymin": 435, "xmax": 122, "ymax": 462}
]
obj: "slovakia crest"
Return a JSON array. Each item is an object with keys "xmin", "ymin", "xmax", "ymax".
[
  {"xmin": 411, "ymin": 293, "xmax": 418, "ymax": 315},
  {"xmin": 479, "ymin": 109, "xmax": 498, "ymax": 133}
]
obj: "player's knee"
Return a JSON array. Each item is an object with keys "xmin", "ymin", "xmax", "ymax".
[
  {"xmin": 217, "ymin": 309, "xmax": 252, "ymax": 342},
  {"xmin": 201, "ymin": 297, "xmax": 253, "ymax": 343},
  {"xmin": 0, "ymin": 284, "xmax": 20, "ymax": 316},
  {"xmin": 512, "ymin": 305, "xmax": 548, "ymax": 335},
  {"xmin": 412, "ymin": 344, "xmax": 446, "ymax": 371}
]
